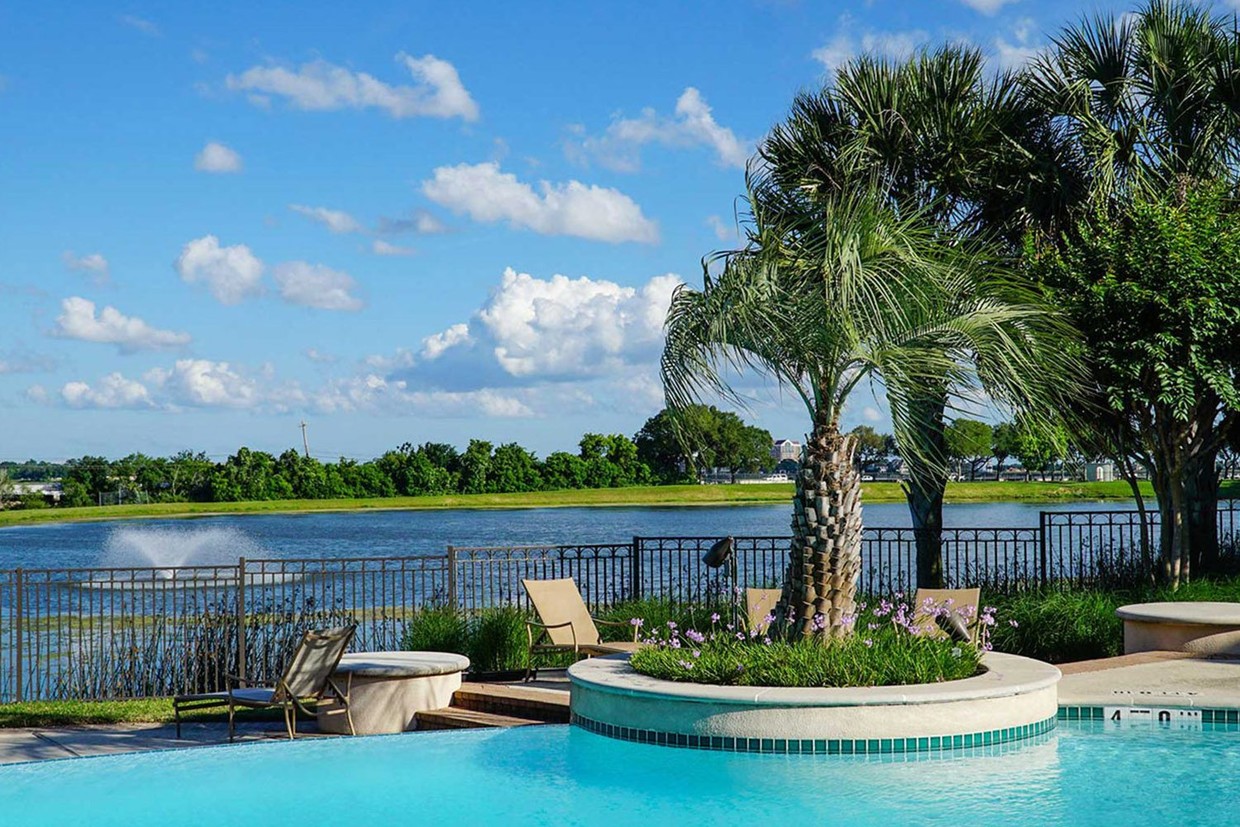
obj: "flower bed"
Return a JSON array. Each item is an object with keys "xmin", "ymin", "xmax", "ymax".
[{"xmin": 628, "ymin": 597, "xmax": 1002, "ymax": 688}]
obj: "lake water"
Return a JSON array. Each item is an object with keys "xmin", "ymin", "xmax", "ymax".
[{"xmin": 0, "ymin": 500, "xmax": 1134, "ymax": 570}]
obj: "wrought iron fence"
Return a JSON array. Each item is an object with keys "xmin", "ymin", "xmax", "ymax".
[{"xmin": 0, "ymin": 500, "xmax": 1235, "ymax": 702}]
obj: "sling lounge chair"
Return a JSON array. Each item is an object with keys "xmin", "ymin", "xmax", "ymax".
[
  {"xmin": 173, "ymin": 625, "xmax": 357, "ymax": 741},
  {"xmin": 522, "ymin": 578, "xmax": 639, "ymax": 680},
  {"xmin": 745, "ymin": 588, "xmax": 782, "ymax": 634},
  {"xmin": 912, "ymin": 588, "xmax": 982, "ymax": 644}
]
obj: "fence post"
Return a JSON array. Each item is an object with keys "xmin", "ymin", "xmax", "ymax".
[
  {"xmin": 236, "ymin": 557, "xmax": 247, "ymax": 685},
  {"xmin": 13, "ymin": 568, "xmax": 23, "ymax": 703},
  {"xmin": 1038, "ymin": 512, "xmax": 1049, "ymax": 586},
  {"xmin": 631, "ymin": 537, "xmax": 642, "ymax": 601},
  {"xmin": 447, "ymin": 546, "xmax": 458, "ymax": 611}
]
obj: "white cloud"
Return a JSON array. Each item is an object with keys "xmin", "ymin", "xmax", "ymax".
[
  {"xmin": 389, "ymin": 266, "xmax": 680, "ymax": 392},
  {"xmin": 310, "ymin": 376, "xmax": 534, "ymax": 418},
  {"xmin": 119, "ymin": 15, "xmax": 160, "ymax": 36},
  {"xmin": 175, "ymin": 235, "xmax": 265, "ymax": 304},
  {"xmin": 993, "ymin": 18, "xmax": 1041, "ymax": 70},
  {"xmin": 145, "ymin": 360, "xmax": 262, "ymax": 408},
  {"xmin": 53, "ymin": 297, "xmax": 191, "ymax": 353},
  {"xmin": 421, "ymin": 162, "xmax": 658, "ymax": 244},
  {"xmin": 0, "ymin": 351, "xmax": 54, "ymax": 374},
  {"xmin": 273, "ymin": 262, "xmax": 363, "ymax": 311},
  {"xmin": 419, "ymin": 322, "xmax": 471, "ymax": 360},
  {"xmin": 960, "ymin": 0, "xmax": 1020, "ymax": 14},
  {"xmin": 63, "ymin": 373, "xmax": 155, "ymax": 409},
  {"xmin": 194, "ymin": 141, "xmax": 242, "ymax": 173},
  {"xmin": 62, "ymin": 251, "xmax": 110, "ymax": 285},
  {"xmin": 225, "ymin": 52, "xmax": 479, "ymax": 121},
  {"xmin": 372, "ymin": 239, "xmax": 415, "ymax": 256},
  {"xmin": 289, "ymin": 204, "xmax": 362, "ymax": 234},
  {"xmin": 813, "ymin": 26, "xmax": 930, "ymax": 73},
  {"xmin": 571, "ymin": 88, "xmax": 751, "ymax": 171}
]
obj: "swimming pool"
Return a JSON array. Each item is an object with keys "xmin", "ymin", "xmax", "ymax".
[{"xmin": 2, "ymin": 722, "xmax": 1237, "ymax": 826}]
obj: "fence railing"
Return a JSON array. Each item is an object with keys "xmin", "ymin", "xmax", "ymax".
[{"xmin": 0, "ymin": 501, "xmax": 1235, "ymax": 702}]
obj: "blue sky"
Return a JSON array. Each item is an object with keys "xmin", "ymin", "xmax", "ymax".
[{"xmin": 0, "ymin": 0, "xmax": 1183, "ymax": 462}]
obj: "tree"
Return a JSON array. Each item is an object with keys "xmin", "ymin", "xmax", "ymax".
[
  {"xmin": 0, "ymin": 468, "xmax": 13, "ymax": 509},
  {"xmin": 1028, "ymin": 185, "xmax": 1240, "ymax": 579},
  {"xmin": 848, "ymin": 426, "xmax": 887, "ymax": 472},
  {"xmin": 992, "ymin": 422, "xmax": 1020, "ymax": 480},
  {"xmin": 64, "ymin": 456, "xmax": 112, "ymax": 505},
  {"xmin": 662, "ymin": 176, "xmax": 1061, "ymax": 636},
  {"xmin": 456, "ymin": 440, "xmax": 493, "ymax": 495},
  {"xmin": 490, "ymin": 443, "xmax": 543, "ymax": 493},
  {"xmin": 760, "ymin": 45, "xmax": 1078, "ymax": 587},
  {"xmin": 634, "ymin": 408, "xmax": 697, "ymax": 484},
  {"xmin": 945, "ymin": 419, "xmax": 994, "ymax": 481},
  {"xmin": 541, "ymin": 452, "xmax": 588, "ymax": 490},
  {"xmin": 1024, "ymin": 0, "xmax": 1240, "ymax": 583}
]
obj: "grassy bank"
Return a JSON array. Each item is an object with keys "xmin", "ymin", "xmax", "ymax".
[
  {"xmin": 1, "ymin": 480, "xmax": 1231, "ymax": 529},
  {"xmin": 0, "ymin": 698, "xmax": 282, "ymax": 728}
]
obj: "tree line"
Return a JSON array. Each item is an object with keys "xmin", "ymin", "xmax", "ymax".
[{"xmin": 28, "ymin": 405, "xmax": 775, "ymax": 507}]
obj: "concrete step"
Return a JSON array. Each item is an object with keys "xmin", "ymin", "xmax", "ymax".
[
  {"xmin": 415, "ymin": 708, "xmax": 544, "ymax": 731},
  {"xmin": 452, "ymin": 684, "xmax": 570, "ymax": 723}
]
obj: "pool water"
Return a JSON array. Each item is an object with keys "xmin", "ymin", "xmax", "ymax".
[{"xmin": 1, "ymin": 722, "xmax": 1237, "ymax": 826}]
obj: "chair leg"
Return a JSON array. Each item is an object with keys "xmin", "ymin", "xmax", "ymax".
[
  {"xmin": 284, "ymin": 705, "xmax": 296, "ymax": 740},
  {"xmin": 174, "ymin": 703, "xmax": 182, "ymax": 740},
  {"xmin": 227, "ymin": 699, "xmax": 236, "ymax": 743}
]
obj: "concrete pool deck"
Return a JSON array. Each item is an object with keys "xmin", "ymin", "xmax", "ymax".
[{"xmin": 1, "ymin": 658, "xmax": 1238, "ymax": 765}]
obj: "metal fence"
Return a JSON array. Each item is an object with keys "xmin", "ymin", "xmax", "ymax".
[{"xmin": 0, "ymin": 501, "xmax": 1235, "ymax": 703}]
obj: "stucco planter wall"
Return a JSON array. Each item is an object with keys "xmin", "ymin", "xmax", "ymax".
[
  {"xmin": 568, "ymin": 652, "xmax": 1059, "ymax": 754},
  {"xmin": 1117, "ymin": 602, "xmax": 1240, "ymax": 656}
]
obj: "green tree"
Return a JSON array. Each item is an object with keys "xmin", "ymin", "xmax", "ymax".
[
  {"xmin": 848, "ymin": 426, "xmax": 887, "ymax": 472},
  {"xmin": 490, "ymin": 443, "xmax": 543, "ymax": 493},
  {"xmin": 541, "ymin": 452, "xmax": 588, "ymax": 490},
  {"xmin": 760, "ymin": 45, "xmax": 1078, "ymax": 587},
  {"xmin": 64, "ymin": 456, "xmax": 112, "ymax": 506},
  {"xmin": 457, "ymin": 440, "xmax": 494, "ymax": 494},
  {"xmin": 945, "ymin": 419, "xmax": 994, "ymax": 481},
  {"xmin": 992, "ymin": 422, "xmax": 1020, "ymax": 480},
  {"xmin": 1025, "ymin": 0, "xmax": 1240, "ymax": 582},
  {"xmin": 634, "ymin": 408, "xmax": 695, "ymax": 484},
  {"xmin": 662, "ymin": 177, "xmax": 1064, "ymax": 635}
]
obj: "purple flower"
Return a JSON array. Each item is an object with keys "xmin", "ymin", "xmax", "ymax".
[
  {"xmin": 692, "ymin": 649, "xmax": 701, "ymax": 658},
  {"xmin": 666, "ymin": 621, "xmax": 677, "ymax": 630},
  {"xmin": 685, "ymin": 629, "xmax": 705, "ymax": 644},
  {"xmin": 863, "ymin": 638, "xmax": 874, "ymax": 648},
  {"xmin": 1009, "ymin": 619, "xmax": 1020, "ymax": 628},
  {"xmin": 677, "ymin": 659, "xmax": 694, "ymax": 670},
  {"xmin": 629, "ymin": 617, "xmax": 644, "ymax": 627},
  {"xmin": 710, "ymin": 612, "xmax": 721, "ymax": 623}
]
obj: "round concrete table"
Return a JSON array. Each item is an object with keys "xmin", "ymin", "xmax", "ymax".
[
  {"xmin": 318, "ymin": 651, "xmax": 470, "ymax": 735},
  {"xmin": 1117, "ymin": 602, "xmax": 1240, "ymax": 655}
]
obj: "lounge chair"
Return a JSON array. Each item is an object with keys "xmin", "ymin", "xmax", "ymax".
[
  {"xmin": 745, "ymin": 587, "xmax": 782, "ymax": 633},
  {"xmin": 521, "ymin": 578, "xmax": 639, "ymax": 680},
  {"xmin": 173, "ymin": 625, "xmax": 357, "ymax": 741},
  {"xmin": 912, "ymin": 588, "xmax": 982, "ymax": 644}
]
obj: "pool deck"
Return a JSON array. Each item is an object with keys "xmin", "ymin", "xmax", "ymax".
[{"xmin": 1, "ymin": 658, "xmax": 1237, "ymax": 765}]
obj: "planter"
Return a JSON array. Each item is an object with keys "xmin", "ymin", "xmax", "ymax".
[{"xmin": 568, "ymin": 652, "xmax": 1059, "ymax": 754}]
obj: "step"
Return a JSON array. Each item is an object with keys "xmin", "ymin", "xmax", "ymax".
[
  {"xmin": 415, "ymin": 708, "xmax": 545, "ymax": 731},
  {"xmin": 452, "ymin": 684, "xmax": 570, "ymax": 723}
]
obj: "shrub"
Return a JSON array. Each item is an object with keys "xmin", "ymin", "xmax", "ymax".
[
  {"xmin": 988, "ymin": 588, "xmax": 1125, "ymax": 663},
  {"xmin": 401, "ymin": 607, "xmax": 469, "ymax": 655},
  {"xmin": 467, "ymin": 607, "xmax": 529, "ymax": 672}
]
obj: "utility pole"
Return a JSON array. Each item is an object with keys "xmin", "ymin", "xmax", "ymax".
[{"xmin": 300, "ymin": 420, "xmax": 310, "ymax": 459}]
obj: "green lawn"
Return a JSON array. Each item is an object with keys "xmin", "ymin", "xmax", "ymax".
[
  {"xmin": 0, "ymin": 698, "xmax": 283, "ymax": 728},
  {"xmin": 1, "ymin": 479, "xmax": 1218, "ymax": 529}
]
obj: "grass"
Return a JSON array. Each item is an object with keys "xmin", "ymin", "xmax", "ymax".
[
  {"xmin": 0, "ymin": 698, "xmax": 282, "ymax": 728},
  {"xmin": 1, "ymin": 479, "xmax": 1218, "ymax": 529}
]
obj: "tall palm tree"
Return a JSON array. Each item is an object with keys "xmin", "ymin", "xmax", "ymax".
[
  {"xmin": 1024, "ymin": 0, "xmax": 1240, "ymax": 579},
  {"xmin": 662, "ymin": 176, "xmax": 1074, "ymax": 637},
  {"xmin": 755, "ymin": 46, "xmax": 1079, "ymax": 587}
]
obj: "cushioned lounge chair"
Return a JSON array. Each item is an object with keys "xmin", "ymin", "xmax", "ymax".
[
  {"xmin": 521, "ymin": 578, "xmax": 639, "ymax": 680},
  {"xmin": 173, "ymin": 625, "xmax": 356, "ymax": 741},
  {"xmin": 912, "ymin": 588, "xmax": 982, "ymax": 644}
]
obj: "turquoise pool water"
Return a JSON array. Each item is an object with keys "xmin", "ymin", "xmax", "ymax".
[{"xmin": 2, "ymin": 722, "xmax": 1237, "ymax": 826}]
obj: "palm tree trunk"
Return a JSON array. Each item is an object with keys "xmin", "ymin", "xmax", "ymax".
[{"xmin": 778, "ymin": 416, "xmax": 862, "ymax": 638}]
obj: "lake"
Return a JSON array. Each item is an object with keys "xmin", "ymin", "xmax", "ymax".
[{"xmin": 0, "ymin": 500, "xmax": 1135, "ymax": 571}]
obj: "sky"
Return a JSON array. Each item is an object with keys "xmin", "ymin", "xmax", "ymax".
[{"xmin": 0, "ymin": 0, "xmax": 1215, "ymax": 463}]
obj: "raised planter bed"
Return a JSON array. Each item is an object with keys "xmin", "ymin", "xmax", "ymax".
[
  {"xmin": 568, "ymin": 652, "xmax": 1059, "ymax": 754},
  {"xmin": 1117, "ymin": 602, "xmax": 1240, "ymax": 656}
]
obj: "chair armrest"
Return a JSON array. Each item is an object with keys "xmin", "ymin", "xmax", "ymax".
[
  {"xmin": 526, "ymin": 619, "xmax": 577, "ymax": 651},
  {"xmin": 225, "ymin": 673, "xmax": 247, "ymax": 688},
  {"xmin": 593, "ymin": 617, "xmax": 639, "ymax": 642}
]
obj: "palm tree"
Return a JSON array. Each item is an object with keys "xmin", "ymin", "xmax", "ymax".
[
  {"xmin": 754, "ymin": 46, "xmax": 1079, "ymax": 587},
  {"xmin": 662, "ymin": 176, "xmax": 1073, "ymax": 637}
]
